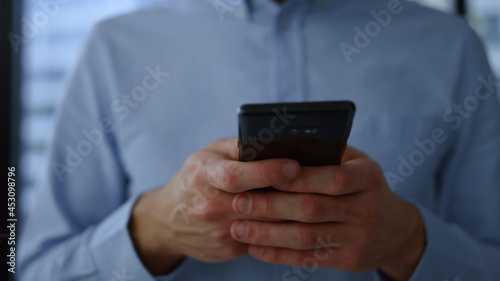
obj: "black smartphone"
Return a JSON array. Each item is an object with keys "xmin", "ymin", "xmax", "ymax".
[{"xmin": 238, "ymin": 101, "xmax": 355, "ymax": 166}]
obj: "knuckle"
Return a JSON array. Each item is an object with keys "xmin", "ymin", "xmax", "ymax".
[
  {"xmin": 248, "ymin": 193, "xmax": 273, "ymax": 217},
  {"xmin": 357, "ymin": 203, "xmax": 382, "ymax": 225},
  {"xmin": 297, "ymin": 226, "xmax": 318, "ymax": 248},
  {"xmin": 216, "ymin": 162, "xmax": 241, "ymax": 190},
  {"xmin": 209, "ymin": 228, "xmax": 230, "ymax": 242},
  {"xmin": 196, "ymin": 201, "xmax": 219, "ymax": 221},
  {"xmin": 299, "ymin": 196, "xmax": 326, "ymax": 222},
  {"xmin": 186, "ymin": 151, "xmax": 203, "ymax": 164},
  {"xmin": 212, "ymin": 138, "xmax": 226, "ymax": 147},
  {"xmin": 331, "ymin": 168, "xmax": 351, "ymax": 193},
  {"xmin": 183, "ymin": 155, "xmax": 210, "ymax": 189},
  {"xmin": 201, "ymin": 184, "xmax": 220, "ymax": 199},
  {"xmin": 257, "ymin": 167, "xmax": 274, "ymax": 187},
  {"xmin": 256, "ymin": 223, "xmax": 272, "ymax": 243},
  {"xmin": 262, "ymin": 194, "xmax": 275, "ymax": 217},
  {"xmin": 247, "ymin": 224, "xmax": 268, "ymax": 243},
  {"xmin": 185, "ymin": 168, "xmax": 205, "ymax": 190},
  {"xmin": 187, "ymin": 150, "xmax": 211, "ymax": 168}
]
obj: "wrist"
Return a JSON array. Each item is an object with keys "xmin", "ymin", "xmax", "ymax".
[
  {"xmin": 381, "ymin": 202, "xmax": 426, "ymax": 281},
  {"xmin": 128, "ymin": 189, "xmax": 184, "ymax": 276}
]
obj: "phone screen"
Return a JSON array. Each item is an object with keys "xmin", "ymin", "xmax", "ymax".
[{"xmin": 238, "ymin": 101, "xmax": 355, "ymax": 166}]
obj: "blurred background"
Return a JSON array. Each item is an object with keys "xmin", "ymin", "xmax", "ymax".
[
  {"xmin": 10, "ymin": 0, "xmax": 155, "ymax": 220},
  {"xmin": 1, "ymin": 0, "xmax": 500, "ymax": 278}
]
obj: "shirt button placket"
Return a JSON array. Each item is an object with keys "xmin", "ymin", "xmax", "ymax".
[{"xmin": 271, "ymin": 2, "xmax": 308, "ymax": 102}]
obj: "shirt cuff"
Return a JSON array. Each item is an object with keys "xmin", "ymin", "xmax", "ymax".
[
  {"xmin": 156, "ymin": 258, "xmax": 199, "ymax": 281},
  {"xmin": 371, "ymin": 201, "xmax": 483, "ymax": 281},
  {"xmin": 406, "ymin": 202, "xmax": 481, "ymax": 281},
  {"xmin": 88, "ymin": 193, "xmax": 155, "ymax": 280},
  {"xmin": 371, "ymin": 270, "xmax": 392, "ymax": 281},
  {"xmin": 88, "ymin": 193, "xmax": 189, "ymax": 281}
]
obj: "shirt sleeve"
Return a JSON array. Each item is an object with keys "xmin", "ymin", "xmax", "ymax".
[
  {"xmin": 17, "ymin": 25, "xmax": 160, "ymax": 281},
  {"xmin": 377, "ymin": 25, "xmax": 500, "ymax": 281}
]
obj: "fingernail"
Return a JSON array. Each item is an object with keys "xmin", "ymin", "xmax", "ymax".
[
  {"xmin": 283, "ymin": 162, "xmax": 298, "ymax": 180},
  {"xmin": 236, "ymin": 221, "xmax": 248, "ymax": 239},
  {"xmin": 237, "ymin": 194, "xmax": 251, "ymax": 213}
]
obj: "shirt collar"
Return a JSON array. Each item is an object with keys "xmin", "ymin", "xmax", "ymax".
[
  {"xmin": 241, "ymin": 0, "xmax": 350, "ymax": 23},
  {"xmin": 242, "ymin": 0, "xmax": 317, "ymax": 23},
  {"xmin": 152, "ymin": 0, "xmax": 346, "ymax": 23}
]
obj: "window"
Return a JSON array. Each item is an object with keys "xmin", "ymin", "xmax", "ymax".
[
  {"xmin": 413, "ymin": 0, "xmax": 500, "ymax": 76},
  {"xmin": 468, "ymin": 0, "xmax": 500, "ymax": 76},
  {"xmin": 20, "ymin": 0, "xmax": 153, "ymax": 218},
  {"xmin": 414, "ymin": 0, "xmax": 455, "ymax": 13}
]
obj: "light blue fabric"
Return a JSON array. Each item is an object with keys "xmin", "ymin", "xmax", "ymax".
[{"xmin": 19, "ymin": 0, "xmax": 500, "ymax": 280}]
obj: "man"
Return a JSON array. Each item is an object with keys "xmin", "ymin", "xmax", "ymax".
[{"xmin": 19, "ymin": 0, "xmax": 500, "ymax": 280}]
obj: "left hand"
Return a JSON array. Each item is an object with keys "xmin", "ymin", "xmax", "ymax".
[{"xmin": 227, "ymin": 146, "xmax": 426, "ymax": 281}]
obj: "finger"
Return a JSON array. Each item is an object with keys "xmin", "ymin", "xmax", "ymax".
[
  {"xmin": 230, "ymin": 220, "xmax": 344, "ymax": 250},
  {"xmin": 247, "ymin": 245, "xmax": 370, "ymax": 273},
  {"xmin": 205, "ymin": 138, "xmax": 240, "ymax": 160},
  {"xmin": 247, "ymin": 245, "xmax": 338, "ymax": 268},
  {"xmin": 205, "ymin": 158, "xmax": 301, "ymax": 193},
  {"xmin": 341, "ymin": 146, "xmax": 368, "ymax": 163},
  {"xmin": 232, "ymin": 191, "xmax": 351, "ymax": 222},
  {"xmin": 275, "ymin": 157, "xmax": 382, "ymax": 196},
  {"xmin": 168, "ymin": 183, "xmax": 237, "ymax": 225}
]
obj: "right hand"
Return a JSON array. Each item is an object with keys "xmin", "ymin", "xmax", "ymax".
[{"xmin": 128, "ymin": 138, "xmax": 300, "ymax": 275}]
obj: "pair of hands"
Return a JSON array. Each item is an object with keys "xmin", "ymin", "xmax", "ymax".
[{"xmin": 129, "ymin": 139, "xmax": 425, "ymax": 281}]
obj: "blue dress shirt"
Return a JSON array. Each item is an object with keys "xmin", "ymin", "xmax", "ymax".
[{"xmin": 19, "ymin": 0, "xmax": 500, "ymax": 280}]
